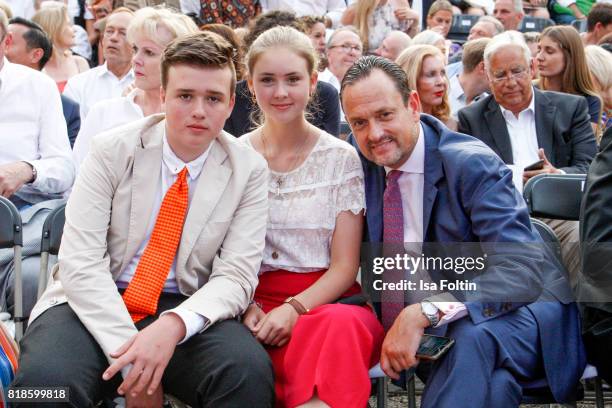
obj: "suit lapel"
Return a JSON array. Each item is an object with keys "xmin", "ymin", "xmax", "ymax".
[
  {"xmin": 422, "ymin": 122, "xmax": 443, "ymax": 240},
  {"xmin": 533, "ymin": 89, "xmax": 555, "ymax": 158},
  {"xmin": 175, "ymin": 139, "xmax": 231, "ymax": 276},
  {"xmin": 484, "ymin": 98, "xmax": 514, "ymax": 164},
  {"xmin": 119, "ymin": 122, "xmax": 164, "ymax": 274}
]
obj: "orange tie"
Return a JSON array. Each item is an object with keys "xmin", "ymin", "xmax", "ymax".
[{"xmin": 122, "ymin": 167, "xmax": 189, "ymax": 322}]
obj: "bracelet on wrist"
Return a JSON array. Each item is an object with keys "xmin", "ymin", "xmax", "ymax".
[{"xmin": 283, "ymin": 297, "xmax": 309, "ymax": 315}]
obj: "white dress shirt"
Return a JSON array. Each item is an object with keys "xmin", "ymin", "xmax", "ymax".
[
  {"xmin": 499, "ymin": 90, "xmax": 540, "ymax": 169},
  {"xmin": 449, "ymin": 74, "xmax": 467, "ymax": 122},
  {"xmin": 63, "ymin": 62, "xmax": 135, "ymax": 120},
  {"xmin": 386, "ymin": 125, "xmax": 467, "ymax": 326},
  {"xmin": 260, "ymin": 0, "xmax": 347, "ymax": 27},
  {"xmin": 4, "ymin": 0, "xmax": 36, "ymax": 19},
  {"xmin": 0, "ymin": 59, "xmax": 75, "ymax": 202},
  {"xmin": 73, "ymin": 89, "xmax": 144, "ymax": 171},
  {"xmin": 117, "ymin": 133, "xmax": 214, "ymax": 344}
]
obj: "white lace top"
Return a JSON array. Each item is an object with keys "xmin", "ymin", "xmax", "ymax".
[
  {"xmin": 242, "ymin": 131, "xmax": 366, "ymax": 273},
  {"xmin": 367, "ymin": 3, "xmax": 409, "ymax": 53}
]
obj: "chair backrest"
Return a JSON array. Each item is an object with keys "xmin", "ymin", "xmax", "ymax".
[
  {"xmin": 0, "ymin": 197, "xmax": 22, "ymax": 249},
  {"xmin": 519, "ymin": 16, "xmax": 555, "ymax": 33},
  {"xmin": 447, "ymin": 14, "xmax": 480, "ymax": 43},
  {"xmin": 530, "ymin": 218, "xmax": 562, "ymax": 261},
  {"xmin": 40, "ymin": 204, "xmax": 66, "ymax": 256},
  {"xmin": 523, "ymin": 173, "xmax": 586, "ymax": 220}
]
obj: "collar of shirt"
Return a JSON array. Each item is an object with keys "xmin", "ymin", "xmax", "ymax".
[
  {"xmin": 162, "ymin": 132, "xmax": 213, "ymax": 181},
  {"xmin": 97, "ymin": 61, "xmax": 134, "ymax": 81},
  {"xmin": 449, "ymin": 74, "xmax": 466, "ymax": 103},
  {"xmin": 384, "ymin": 123, "xmax": 425, "ymax": 175},
  {"xmin": 499, "ymin": 88, "xmax": 536, "ymax": 121}
]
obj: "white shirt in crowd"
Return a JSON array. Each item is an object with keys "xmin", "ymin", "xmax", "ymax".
[
  {"xmin": 3, "ymin": 0, "xmax": 36, "ymax": 19},
  {"xmin": 63, "ymin": 62, "xmax": 135, "ymax": 120},
  {"xmin": 448, "ymin": 74, "xmax": 466, "ymax": 122},
  {"xmin": 385, "ymin": 124, "xmax": 467, "ymax": 326},
  {"xmin": 0, "ymin": 59, "xmax": 75, "ymax": 202},
  {"xmin": 499, "ymin": 90, "xmax": 540, "ymax": 169},
  {"xmin": 73, "ymin": 89, "xmax": 144, "ymax": 171}
]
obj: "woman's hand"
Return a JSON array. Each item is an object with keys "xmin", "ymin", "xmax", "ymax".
[
  {"xmin": 243, "ymin": 303, "xmax": 266, "ymax": 332},
  {"xmin": 253, "ymin": 303, "xmax": 299, "ymax": 347},
  {"xmin": 394, "ymin": 7, "xmax": 419, "ymax": 22}
]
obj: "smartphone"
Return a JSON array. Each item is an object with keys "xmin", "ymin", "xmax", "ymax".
[
  {"xmin": 416, "ymin": 334, "xmax": 455, "ymax": 360},
  {"xmin": 524, "ymin": 159, "xmax": 545, "ymax": 171}
]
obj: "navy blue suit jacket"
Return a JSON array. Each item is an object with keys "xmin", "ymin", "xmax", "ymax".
[
  {"xmin": 350, "ymin": 114, "xmax": 585, "ymax": 401},
  {"xmin": 61, "ymin": 95, "xmax": 80, "ymax": 148}
]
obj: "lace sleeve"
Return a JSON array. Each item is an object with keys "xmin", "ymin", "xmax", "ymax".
[{"xmin": 335, "ymin": 147, "xmax": 366, "ymax": 217}]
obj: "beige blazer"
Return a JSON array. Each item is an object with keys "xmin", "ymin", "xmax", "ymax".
[{"xmin": 30, "ymin": 114, "xmax": 269, "ymax": 364}]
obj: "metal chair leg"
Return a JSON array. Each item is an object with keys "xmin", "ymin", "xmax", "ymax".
[
  {"xmin": 14, "ymin": 245, "xmax": 23, "ymax": 342},
  {"xmin": 595, "ymin": 377, "xmax": 604, "ymax": 408},
  {"xmin": 406, "ymin": 373, "xmax": 416, "ymax": 408},
  {"xmin": 376, "ymin": 378, "xmax": 387, "ymax": 408}
]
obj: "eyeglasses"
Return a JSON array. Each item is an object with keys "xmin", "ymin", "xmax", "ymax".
[
  {"xmin": 328, "ymin": 43, "xmax": 363, "ymax": 53},
  {"xmin": 491, "ymin": 67, "xmax": 529, "ymax": 83}
]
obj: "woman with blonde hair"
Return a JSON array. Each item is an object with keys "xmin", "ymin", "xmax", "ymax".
[
  {"xmin": 241, "ymin": 25, "xmax": 384, "ymax": 408},
  {"xmin": 536, "ymin": 25, "xmax": 602, "ymax": 134},
  {"xmin": 584, "ymin": 45, "xmax": 612, "ymax": 134},
  {"xmin": 342, "ymin": 0, "xmax": 419, "ymax": 53},
  {"xmin": 32, "ymin": 1, "xmax": 89, "ymax": 91},
  {"xmin": 72, "ymin": 6, "xmax": 198, "ymax": 169},
  {"xmin": 397, "ymin": 44, "xmax": 455, "ymax": 129}
]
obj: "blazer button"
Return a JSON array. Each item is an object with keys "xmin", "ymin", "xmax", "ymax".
[
  {"xmin": 271, "ymin": 251, "xmax": 279, "ymax": 260},
  {"xmin": 483, "ymin": 307, "xmax": 494, "ymax": 317}
]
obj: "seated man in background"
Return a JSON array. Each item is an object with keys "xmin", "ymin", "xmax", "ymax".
[
  {"xmin": 375, "ymin": 30, "xmax": 412, "ymax": 62},
  {"xmin": 63, "ymin": 7, "xmax": 134, "ymax": 120},
  {"xmin": 0, "ymin": 9, "xmax": 74, "ymax": 320},
  {"xmin": 6, "ymin": 16, "xmax": 81, "ymax": 146},
  {"xmin": 458, "ymin": 31, "xmax": 596, "ymax": 282},
  {"xmin": 13, "ymin": 31, "xmax": 274, "ymax": 407}
]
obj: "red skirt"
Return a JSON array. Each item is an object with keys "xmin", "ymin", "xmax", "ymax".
[{"xmin": 254, "ymin": 270, "xmax": 385, "ymax": 408}]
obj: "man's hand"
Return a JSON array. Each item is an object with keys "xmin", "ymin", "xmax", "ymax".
[
  {"xmin": 0, "ymin": 162, "xmax": 34, "ymax": 198},
  {"xmin": 253, "ymin": 303, "xmax": 299, "ymax": 347},
  {"xmin": 102, "ymin": 314, "xmax": 186, "ymax": 398},
  {"xmin": 125, "ymin": 385, "xmax": 163, "ymax": 408},
  {"xmin": 380, "ymin": 303, "xmax": 429, "ymax": 380},
  {"xmin": 243, "ymin": 303, "xmax": 266, "ymax": 332},
  {"xmin": 523, "ymin": 148, "xmax": 562, "ymax": 182}
]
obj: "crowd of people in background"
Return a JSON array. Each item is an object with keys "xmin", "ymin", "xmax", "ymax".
[{"xmin": 1, "ymin": 0, "xmax": 612, "ymax": 406}]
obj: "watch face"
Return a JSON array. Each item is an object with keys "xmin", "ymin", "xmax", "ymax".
[{"xmin": 422, "ymin": 302, "xmax": 438, "ymax": 315}]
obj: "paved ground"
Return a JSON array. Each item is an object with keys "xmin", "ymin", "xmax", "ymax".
[{"xmin": 368, "ymin": 379, "xmax": 612, "ymax": 407}]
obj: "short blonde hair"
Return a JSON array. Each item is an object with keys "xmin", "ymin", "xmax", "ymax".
[
  {"xmin": 396, "ymin": 44, "xmax": 451, "ymax": 122},
  {"xmin": 585, "ymin": 45, "xmax": 612, "ymax": 93},
  {"xmin": 32, "ymin": 1, "xmax": 68, "ymax": 47},
  {"xmin": 127, "ymin": 6, "xmax": 198, "ymax": 48}
]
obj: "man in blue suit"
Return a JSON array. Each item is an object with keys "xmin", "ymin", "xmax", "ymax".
[{"xmin": 341, "ymin": 55, "xmax": 585, "ymax": 407}]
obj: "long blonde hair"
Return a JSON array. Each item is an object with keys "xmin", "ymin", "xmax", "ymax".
[
  {"xmin": 33, "ymin": 1, "xmax": 68, "ymax": 48},
  {"xmin": 354, "ymin": 0, "xmax": 378, "ymax": 53},
  {"xmin": 397, "ymin": 44, "xmax": 451, "ymax": 123}
]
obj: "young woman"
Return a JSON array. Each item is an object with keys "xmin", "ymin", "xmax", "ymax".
[
  {"xmin": 72, "ymin": 6, "xmax": 197, "ymax": 169},
  {"xmin": 425, "ymin": 0, "xmax": 461, "ymax": 59},
  {"xmin": 342, "ymin": 0, "xmax": 419, "ymax": 53},
  {"xmin": 299, "ymin": 15, "xmax": 327, "ymax": 65},
  {"xmin": 536, "ymin": 25, "xmax": 603, "ymax": 136},
  {"xmin": 241, "ymin": 26, "xmax": 384, "ymax": 408},
  {"xmin": 32, "ymin": 1, "xmax": 89, "ymax": 92},
  {"xmin": 397, "ymin": 44, "xmax": 456, "ymax": 129}
]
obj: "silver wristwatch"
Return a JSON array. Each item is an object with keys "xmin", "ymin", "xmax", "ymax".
[{"xmin": 420, "ymin": 300, "xmax": 440, "ymax": 327}]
